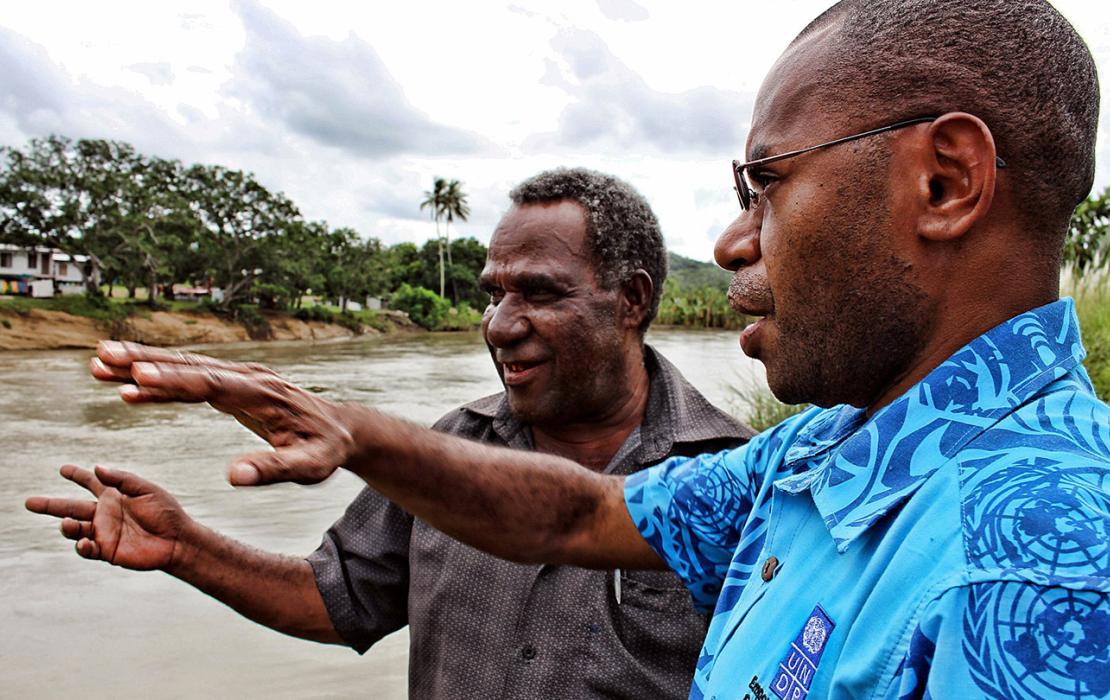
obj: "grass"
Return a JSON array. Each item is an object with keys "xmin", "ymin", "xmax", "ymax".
[
  {"xmin": 296, "ymin": 301, "xmax": 480, "ymax": 333},
  {"xmin": 726, "ymin": 377, "xmax": 809, "ymax": 433},
  {"xmin": 434, "ymin": 303, "xmax": 484, "ymax": 331},
  {"xmin": 0, "ymin": 293, "xmax": 408, "ymax": 338},
  {"xmin": 293, "ymin": 305, "xmax": 390, "ymax": 333},
  {"xmin": 1068, "ymin": 271, "xmax": 1110, "ymax": 401},
  {"xmin": 724, "ymin": 276, "xmax": 1110, "ymax": 432},
  {"xmin": 0, "ymin": 294, "xmax": 131, "ymax": 323}
]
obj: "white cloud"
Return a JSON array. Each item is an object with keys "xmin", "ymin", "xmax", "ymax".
[
  {"xmin": 530, "ymin": 28, "xmax": 755, "ymax": 156},
  {"xmin": 127, "ymin": 61, "xmax": 174, "ymax": 86},
  {"xmin": 596, "ymin": 0, "xmax": 649, "ymax": 23},
  {"xmin": 0, "ymin": 0, "xmax": 1107, "ymax": 260},
  {"xmin": 227, "ymin": 1, "xmax": 497, "ymax": 160}
]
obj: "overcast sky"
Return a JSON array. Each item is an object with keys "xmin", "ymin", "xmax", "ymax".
[{"xmin": 2, "ymin": 0, "xmax": 1108, "ymax": 260}]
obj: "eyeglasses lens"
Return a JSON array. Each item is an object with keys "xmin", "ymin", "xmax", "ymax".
[{"xmin": 732, "ymin": 161, "xmax": 750, "ymax": 211}]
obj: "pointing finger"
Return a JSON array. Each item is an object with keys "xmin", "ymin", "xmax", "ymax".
[
  {"xmin": 98, "ymin": 341, "xmax": 281, "ymax": 377},
  {"xmin": 25, "ymin": 496, "xmax": 97, "ymax": 521},
  {"xmin": 127, "ymin": 363, "xmax": 294, "ymax": 425},
  {"xmin": 90, "ymin": 357, "xmax": 134, "ymax": 383},
  {"xmin": 130, "ymin": 362, "xmax": 243, "ymax": 403},
  {"xmin": 97, "ymin": 341, "xmax": 198, "ymax": 369}
]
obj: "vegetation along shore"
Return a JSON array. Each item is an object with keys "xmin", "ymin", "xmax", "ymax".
[{"xmin": 1, "ymin": 135, "xmax": 1108, "ymax": 409}]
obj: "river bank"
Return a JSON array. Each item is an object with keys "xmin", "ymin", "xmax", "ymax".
[{"xmin": 0, "ymin": 305, "xmax": 418, "ymax": 351}]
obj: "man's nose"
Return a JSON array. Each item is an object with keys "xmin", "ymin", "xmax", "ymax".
[
  {"xmin": 714, "ymin": 207, "xmax": 763, "ymax": 271},
  {"xmin": 483, "ymin": 297, "xmax": 530, "ymax": 347}
]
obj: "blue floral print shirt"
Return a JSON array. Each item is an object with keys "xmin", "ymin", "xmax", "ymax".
[{"xmin": 625, "ymin": 299, "xmax": 1110, "ymax": 700}]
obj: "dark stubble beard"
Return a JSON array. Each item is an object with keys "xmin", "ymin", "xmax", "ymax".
[{"xmin": 770, "ymin": 253, "xmax": 929, "ymax": 408}]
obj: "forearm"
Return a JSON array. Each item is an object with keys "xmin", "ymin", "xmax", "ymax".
[
  {"xmin": 168, "ymin": 520, "xmax": 343, "ymax": 645},
  {"xmin": 343, "ymin": 404, "xmax": 662, "ymax": 570}
]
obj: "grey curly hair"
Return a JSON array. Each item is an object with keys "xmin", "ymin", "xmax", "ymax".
[{"xmin": 509, "ymin": 167, "xmax": 667, "ymax": 334}]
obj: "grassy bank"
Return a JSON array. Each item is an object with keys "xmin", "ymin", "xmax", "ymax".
[
  {"xmin": 0, "ymin": 293, "xmax": 485, "ymax": 340},
  {"xmin": 725, "ymin": 281, "xmax": 1110, "ymax": 432},
  {"xmin": 1070, "ymin": 274, "xmax": 1110, "ymax": 401}
]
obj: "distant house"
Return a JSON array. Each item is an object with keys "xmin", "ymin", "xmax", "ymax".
[
  {"xmin": 171, "ymin": 284, "xmax": 218, "ymax": 301},
  {"xmin": 0, "ymin": 244, "xmax": 100, "ymax": 297}
]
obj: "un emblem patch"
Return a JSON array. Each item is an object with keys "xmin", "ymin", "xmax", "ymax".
[{"xmin": 770, "ymin": 605, "xmax": 836, "ymax": 700}]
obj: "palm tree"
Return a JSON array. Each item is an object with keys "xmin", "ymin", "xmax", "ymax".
[
  {"xmin": 419, "ymin": 177, "xmax": 448, "ymax": 297},
  {"xmin": 441, "ymin": 179, "xmax": 470, "ymax": 303}
]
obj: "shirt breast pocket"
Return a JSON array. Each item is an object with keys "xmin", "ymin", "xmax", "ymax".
[{"xmin": 609, "ymin": 569, "xmax": 707, "ymax": 672}]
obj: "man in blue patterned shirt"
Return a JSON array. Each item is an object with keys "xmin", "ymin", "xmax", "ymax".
[{"xmin": 47, "ymin": 0, "xmax": 1108, "ymax": 697}]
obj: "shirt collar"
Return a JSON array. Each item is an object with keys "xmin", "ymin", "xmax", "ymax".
[
  {"xmin": 637, "ymin": 345, "xmax": 755, "ymax": 463},
  {"xmin": 464, "ymin": 344, "xmax": 751, "ymax": 461},
  {"xmin": 775, "ymin": 298, "xmax": 1087, "ymax": 553}
]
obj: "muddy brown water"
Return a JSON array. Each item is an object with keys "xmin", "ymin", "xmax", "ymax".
[{"xmin": 1, "ymin": 329, "xmax": 764, "ymax": 698}]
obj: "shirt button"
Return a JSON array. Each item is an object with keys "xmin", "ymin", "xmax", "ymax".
[
  {"xmin": 761, "ymin": 555, "xmax": 779, "ymax": 582},
  {"xmin": 520, "ymin": 644, "xmax": 537, "ymax": 661}
]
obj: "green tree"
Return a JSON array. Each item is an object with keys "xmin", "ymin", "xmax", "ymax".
[
  {"xmin": 1064, "ymin": 186, "xmax": 1110, "ymax": 275},
  {"xmin": 445, "ymin": 237, "xmax": 488, "ymax": 309},
  {"xmin": 255, "ymin": 219, "xmax": 329, "ymax": 309},
  {"xmin": 182, "ymin": 164, "xmax": 300, "ymax": 308},
  {"xmin": 0, "ymin": 136, "xmax": 137, "ymax": 294},
  {"xmin": 391, "ymin": 283, "xmax": 450, "ymax": 330},
  {"xmin": 383, "ymin": 241, "xmax": 426, "ymax": 292},
  {"xmin": 93, "ymin": 155, "xmax": 201, "ymax": 304},
  {"xmin": 322, "ymin": 227, "xmax": 387, "ymax": 311}
]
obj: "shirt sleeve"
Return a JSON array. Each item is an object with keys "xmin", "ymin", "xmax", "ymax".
[
  {"xmin": 306, "ymin": 486, "xmax": 413, "ymax": 653},
  {"xmin": 623, "ymin": 414, "xmax": 805, "ymax": 612},
  {"xmin": 887, "ymin": 581, "xmax": 1110, "ymax": 699}
]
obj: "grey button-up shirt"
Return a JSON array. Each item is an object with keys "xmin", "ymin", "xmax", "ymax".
[{"xmin": 308, "ymin": 346, "xmax": 752, "ymax": 699}]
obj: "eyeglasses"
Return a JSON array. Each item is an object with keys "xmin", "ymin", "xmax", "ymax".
[{"xmin": 731, "ymin": 116, "xmax": 1007, "ymax": 210}]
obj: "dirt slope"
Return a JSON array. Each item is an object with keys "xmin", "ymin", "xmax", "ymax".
[{"xmin": 0, "ymin": 308, "xmax": 371, "ymax": 351}]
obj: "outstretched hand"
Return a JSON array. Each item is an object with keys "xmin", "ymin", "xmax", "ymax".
[
  {"xmin": 90, "ymin": 341, "xmax": 358, "ymax": 486},
  {"xmin": 25, "ymin": 465, "xmax": 187, "ymax": 570}
]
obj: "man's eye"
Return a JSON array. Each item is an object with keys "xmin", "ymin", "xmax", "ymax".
[
  {"xmin": 524, "ymin": 290, "xmax": 558, "ymax": 302},
  {"xmin": 487, "ymin": 290, "xmax": 504, "ymax": 304},
  {"xmin": 749, "ymin": 170, "xmax": 776, "ymax": 190}
]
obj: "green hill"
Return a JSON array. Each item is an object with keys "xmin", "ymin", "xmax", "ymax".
[{"xmin": 667, "ymin": 252, "xmax": 731, "ymax": 289}]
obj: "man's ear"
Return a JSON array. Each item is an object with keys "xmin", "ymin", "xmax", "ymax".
[
  {"xmin": 620, "ymin": 270, "xmax": 654, "ymax": 330},
  {"xmin": 913, "ymin": 112, "xmax": 1000, "ymax": 241}
]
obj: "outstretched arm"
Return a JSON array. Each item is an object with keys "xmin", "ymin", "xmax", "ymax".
[
  {"xmin": 91, "ymin": 341, "xmax": 663, "ymax": 570},
  {"xmin": 348, "ymin": 405, "xmax": 658, "ymax": 569},
  {"xmin": 26, "ymin": 464, "xmax": 342, "ymax": 644}
]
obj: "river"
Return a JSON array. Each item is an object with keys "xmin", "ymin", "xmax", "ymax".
[{"xmin": 0, "ymin": 328, "xmax": 765, "ymax": 698}]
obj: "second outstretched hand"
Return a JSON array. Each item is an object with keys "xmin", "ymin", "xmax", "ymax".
[
  {"xmin": 90, "ymin": 340, "xmax": 355, "ymax": 486},
  {"xmin": 25, "ymin": 464, "xmax": 187, "ymax": 570},
  {"xmin": 26, "ymin": 463, "xmax": 347, "ymax": 643}
]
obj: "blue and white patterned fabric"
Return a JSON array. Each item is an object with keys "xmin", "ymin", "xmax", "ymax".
[{"xmin": 625, "ymin": 299, "xmax": 1110, "ymax": 699}]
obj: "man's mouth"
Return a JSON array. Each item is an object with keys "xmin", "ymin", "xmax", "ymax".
[{"xmin": 501, "ymin": 360, "xmax": 546, "ymax": 385}]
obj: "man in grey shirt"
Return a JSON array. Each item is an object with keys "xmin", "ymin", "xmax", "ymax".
[{"xmin": 36, "ymin": 168, "xmax": 750, "ymax": 698}]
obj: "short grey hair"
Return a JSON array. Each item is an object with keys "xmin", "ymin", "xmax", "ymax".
[{"xmin": 509, "ymin": 167, "xmax": 667, "ymax": 334}]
